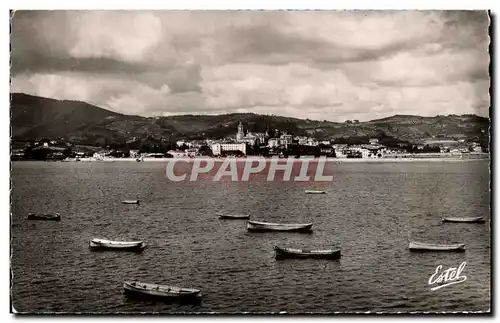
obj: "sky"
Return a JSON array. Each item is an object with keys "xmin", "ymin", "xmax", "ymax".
[{"xmin": 10, "ymin": 10, "xmax": 490, "ymax": 122}]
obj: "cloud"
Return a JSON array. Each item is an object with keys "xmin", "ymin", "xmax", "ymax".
[
  {"xmin": 10, "ymin": 10, "xmax": 490, "ymax": 121},
  {"xmin": 69, "ymin": 12, "xmax": 163, "ymax": 63},
  {"xmin": 342, "ymin": 47, "xmax": 489, "ymax": 88}
]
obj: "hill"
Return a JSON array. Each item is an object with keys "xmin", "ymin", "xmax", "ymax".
[{"xmin": 10, "ymin": 93, "xmax": 490, "ymax": 147}]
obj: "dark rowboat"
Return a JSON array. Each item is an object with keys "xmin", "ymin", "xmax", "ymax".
[
  {"xmin": 409, "ymin": 241, "xmax": 465, "ymax": 252},
  {"xmin": 27, "ymin": 213, "xmax": 61, "ymax": 221},
  {"xmin": 275, "ymin": 246, "xmax": 341, "ymax": 260},
  {"xmin": 218, "ymin": 213, "xmax": 250, "ymax": 220},
  {"xmin": 305, "ymin": 190, "xmax": 326, "ymax": 194},
  {"xmin": 122, "ymin": 200, "xmax": 140, "ymax": 205},
  {"xmin": 123, "ymin": 281, "xmax": 202, "ymax": 300},
  {"xmin": 247, "ymin": 220, "xmax": 312, "ymax": 232},
  {"xmin": 442, "ymin": 216, "xmax": 485, "ymax": 223},
  {"xmin": 89, "ymin": 238, "xmax": 146, "ymax": 251}
]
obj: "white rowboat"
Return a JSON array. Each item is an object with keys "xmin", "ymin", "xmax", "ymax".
[
  {"xmin": 89, "ymin": 238, "xmax": 146, "ymax": 251},
  {"xmin": 247, "ymin": 220, "xmax": 312, "ymax": 232},
  {"xmin": 122, "ymin": 200, "xmax": 140, "ymax": 204},
  {"xmin": 442, "ymin": 216, "xmax": 485, "ymax": 223},
  {"xmin": 409, "ymin": 241, "xmax": 465, "ymax": 252},
  {"xmin": 274, "ymin": 246, "xmax": 341, "ymax": 259}
]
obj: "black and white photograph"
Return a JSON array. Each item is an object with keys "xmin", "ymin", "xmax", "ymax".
[{"xmin": 9, "ymin": 9, "xmax": 491, "ymax": 314}]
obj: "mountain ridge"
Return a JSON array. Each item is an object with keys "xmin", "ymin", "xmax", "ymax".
[{"xmin": 10, "ymin": 93, "xmax": 490, "ymax": 147}]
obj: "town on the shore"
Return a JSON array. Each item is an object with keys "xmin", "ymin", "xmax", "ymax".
[{"xmin": 11, "ymin": 121, "xmax": 488, "ymax": 161}]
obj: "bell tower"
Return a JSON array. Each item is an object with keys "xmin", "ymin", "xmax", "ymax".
[{"xmin": 237, "ymin": 121, "xmax": 244, "ymax": 141}]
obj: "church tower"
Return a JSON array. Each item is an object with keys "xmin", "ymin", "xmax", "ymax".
[{"xmin": 237, "ymin": 121, "xmax": 244, "ymax": 141}]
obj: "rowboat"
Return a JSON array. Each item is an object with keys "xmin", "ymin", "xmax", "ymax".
[
  {"xmin": 274, "ymin": 246, "xmax": 341, "ymax": 260},
  {"xmin": 122, "ymin": 200, "xmax": 140, "ymax": 205},
  {"xmin": 409, "ymin": 241, "xmax": 466, "ymax": 252},
  {"xmin": 89, "ymin": 238, "xmax": 146, "ymax": 251},
  {"xmin": 123, "ymin": 281, "xmax": 202, "ymax": 299},
  {"xmin": 27, "ymin": 213, "xmax": 61, "ymax": 221},
  {"xmin": 247, "ymin": 220, "xmax": 312, "ymax": 232},
  {"xmin": 218, "ymin": 213, "xmax": 250, "ymax": 220},
  {"xmin": 305, "ymin": 190, "xmax": 326, "ymax": 194},
  {"xmin": 442, "ymin": 216, "xmax": 485, "ymax": 223}
]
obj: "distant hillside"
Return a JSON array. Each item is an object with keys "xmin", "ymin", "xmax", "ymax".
[
  {"xmin": 10, "ymin": 93, "xmax": 490, "ymax": 147},
  {"xmin": 11, "ymin": 93, "xmax": 126, "ymax": 139}
]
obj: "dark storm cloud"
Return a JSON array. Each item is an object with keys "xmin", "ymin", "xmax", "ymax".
[{"xmin": 10, "ymin": 10, "xmax": 490, "ymax": 121}]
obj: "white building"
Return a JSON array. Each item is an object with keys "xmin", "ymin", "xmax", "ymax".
[
  {"xmin": 268, "ymin": 138, "xmax": 280, "ymax": 148},
  {"xmin": 280, "ymin": 134, "xmax": 293, "ymax": 147},
  {"xmin": 93, "ymin": 151, "xmax": 111, "ymax": 159},
  {"xmin": 307, "ymin": 138, "xmax": 319, "ymax": 146},
  {"xmin": 167, "ymin": 150, "xmax": 189, "ymax": 158},
  {"xmin": 346, "ymin": 147, "xmax": 374, "ymax": 158},
  {"xmin": 211, "ymin": 143, "xmax": 247, "ymax": 156},
  {"xmin": 295, "ymin": 136, "xmax": 308, "ymax": 145},
  {"xmin": 239, "ymin": 135, "xmax": 258, "ymax": 146},
  {"xmin": 252, "ymin": 132, "xmax": 267, "ymax": 144},
  {"xmin": 176, "ymin": 140, "xmax": 193, "ymax": 148},
  {"xmin": 185, "ymin": 148, "xmax": 198, "ymax": 157}
]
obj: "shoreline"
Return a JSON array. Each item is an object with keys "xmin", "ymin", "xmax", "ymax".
[{"xmin": 39, "ymin": 155, "xmax": 489, "ymax": 163}]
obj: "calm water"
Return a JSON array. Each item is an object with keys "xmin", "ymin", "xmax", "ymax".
[{"xmin": 11, "ymin": 160, "xmax": 491, "ymax": 313}]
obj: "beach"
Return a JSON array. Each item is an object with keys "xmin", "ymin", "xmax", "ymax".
[{"xmin": 68, "ymin": 154, "xmax": 489, "ymax": 163}]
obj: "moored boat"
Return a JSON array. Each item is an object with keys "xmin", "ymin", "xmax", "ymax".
[
  {"xmin": 442, "ymin": 216, "xmax": 485, "ymax": 223},
  {"xmin": 123, "ymin": 281, "xmax": 202, "ymax": 299},
  {"xmin": 218, "ymin": 213, "xmax": 250, "ymax": 220},
  {"xmin": 409, "ymin": 241, "xmax": 466, "ymax": 252},
  {"xmin": 274, "ymin": 246, "xmax": 341, "ymax": 259},
  {"xmin": 27, "ymin": 213, "xmax": 61, "ymax": 221},
  {"xmin": 247, "ymin": 220, "xmax": 312, "ymax": 232},
  {"xmin": 89, "ymin": 238, "xmax": 146, "ymax": 251},
  {"xmin": 305, "ymin": 190, "xmax": 326, "ymax": 194},
  {"xmin": 122, "ymin": 200, "xmax": 140, "ymax": 205}
]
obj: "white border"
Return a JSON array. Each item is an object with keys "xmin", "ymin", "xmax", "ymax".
[
  {"xmin": 3, "ymin": 2, "xmax": 497, "ymax": 323},
  {"xmin": 4, "ymin": 1, "xmax": 499, "ymax": 10}
]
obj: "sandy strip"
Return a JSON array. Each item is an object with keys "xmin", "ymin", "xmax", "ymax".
[{"xmin": 70, "ymin": 156, "xmax": 489, "ymax": 163}]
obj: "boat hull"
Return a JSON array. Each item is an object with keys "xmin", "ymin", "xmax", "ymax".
[
  {"xmin": 247, "ymin": 221, "xmax": 312, "ymax": 232},
  {"xmin": 89, "ymin": 239, "xmax": 146, "ymax": 251},
  {"xmin": 27, "ymin": 213, "xmax": 60, "ymax": 221},
  {"xmin": 122, "ymin": 200, "xmax": 140, "ymax": 205},
  {"xmin": 409, "ymin": 242, "xmax": 466, "ymax": 252},
  {"xmin": 442, "ymin": 217, "xmax": 485, "ymax": 223},
  {"xmin": 275, "ymin": 246, "xmax": 341, "ymax": 259},
  {"xmin": 219, "ymin": 214, "xmax": 250, "ymax": 220},
  {"xmin": 123, "ymin": 281, "xmax": 202, "ymax": 301},
  {"xmin": 305, "ymin": 190, "xmax": 326, "ymax": 194}
]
